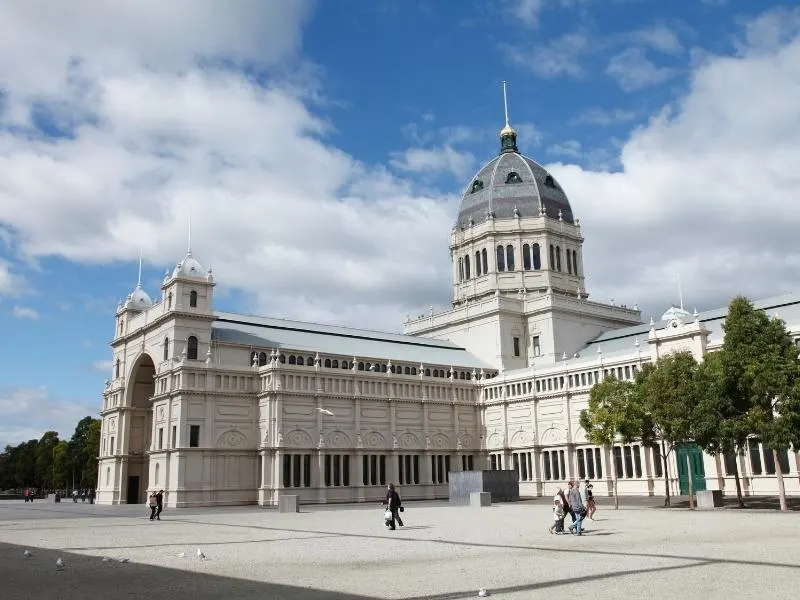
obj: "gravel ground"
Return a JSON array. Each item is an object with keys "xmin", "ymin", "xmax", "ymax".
[{"xmin": 0, "ymin": 499, "xmax": 798, "ymax": 600}]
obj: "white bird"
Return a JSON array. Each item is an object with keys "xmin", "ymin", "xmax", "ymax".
[
  {"xmin": 101, "ymin": 557, "xmax": 113, "ymax": 562},
  {"xmin": 118, "ymin": 558, "xmax": 130, "ymax": 563},
  {"xmin": 55, "ymin": 558, "xmax": 65, "ymax": 570},
  {"xmin": 315, "ymin": 408, "xmax": 335, "ymax": 417},
  {"xmin": 22, "ymin": 550, "xmax": 32, "ymax": 558},
  {"xmin": 196, "ymin": 548, "xmax": 206, "ymax": 559},
  {"xmin": 478, "ymin": 589, "xmax": 489, "ymax": 597}
]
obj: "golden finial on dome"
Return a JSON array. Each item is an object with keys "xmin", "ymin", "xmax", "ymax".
[{"xmin": 499, "ymin": 80, "xmax": 518, "ymax": 153}]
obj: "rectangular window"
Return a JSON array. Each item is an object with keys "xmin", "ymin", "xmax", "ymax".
[
  {"xmin": 379, "ymin": 455, "xmax": 386, "ymax": 485},
  {"xmin": 777, "ymin": 448, "xmax": 790, "ymax": 474},
  {"xmin": 613, "ymin": 446, "xmax": 624, "ymax": 479},
  {"xmin": 633, "ymin": 445, "xmax": 642, "ymax": 478},
  {"xmin": 595, "ymin": 448, "xmax": 603, "ymax": 479},
  {"xmin": 283, "ymin": 455, "xmax": 291, "ymax": 487},
  {"xmin": 749, "ymin": 439, "xmax": 763, "ymax": 475},
  {"xmin": 532, "ymin": 336, "xmax": 541, "ymax": 357},
  {"xmin": 189, "ymin": 425, "xmax": 200, "ymax": 448},
  {"xmin": 157, "ymin": 428, "xmax": 163, "ymax": 450},
  {"xmin": 520, "ymin": 454, "xmax": 528, "ymax": 480},
  {"xmin": 171, "ymin": 425, "xmax": 177, "ymax": 448},
  {"xmin": 413, "ymin": 455, "xmax": 420, "ymax": 484},
  {"xmin": 303, "ymin": 455, "xmax": 311, "ymax": 487},
  {"xmin": 624, "ymin": 446, "xmax": 634, "ymax": 478},
  {"xmin": 513, "ymin": 337, "xmax": 520, "ymax": 357},
  {"xmin": 110, "ymin": 436, "xmax": 115, "ymax": 454},
  {"xmin": 723, "ymin": 452, "xmax": 737, "ymax": 476},
  {"xmin": 577, "ymin": 449, "xmax": 586, "ymax": 479},
  {"xmin": 653, "ymin": 450, "xmax": 663, "ymax": 478},
  {"xmin": 559, "ymin": 451, "xmax": 565, "ymax": 480},
  {"xmin": 292, "ymin": 454, "xmax": 301, "ymax": 487},
  {"xmin": 587, "ymin": 449, "xmax": 595, "ymax": 479},
  {"xmin": 543, "ymin": 451, "xmax": 551, "ymax": 480},
  {"xmin": 371, "ymin": 455, "xmax": 378, "ymax": 485}
]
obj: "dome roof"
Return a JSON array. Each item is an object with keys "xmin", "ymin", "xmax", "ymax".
[
  {"xmin": 173, "ymin": 252, "xmax": 204, "ymax": 278},
  {"xmin": 660, "ymin": 305, "xmax": 693, "ymax": 323},
  {"xmin": 456, "ymin": 150, "xmax": 575, "ymax": 229},
  {"xmin": 126, "ymin": 284, "xmax": 153, "ymax": 309}
]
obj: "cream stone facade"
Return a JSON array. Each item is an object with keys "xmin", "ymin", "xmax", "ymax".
[{"xmin": 96, "ymin": 114, "xmax": 800, "ymax": 508}]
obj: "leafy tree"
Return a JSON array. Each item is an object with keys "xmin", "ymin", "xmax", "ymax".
[
  {"xmin": 722, "ymin": 296, "xmax": 800, "ymax": 511},
  {"xmin": 693, "ymin": 351, "xmax": 751, "ymax": 508},
  {"xmin": 35, "ymin": 431, "xmax": 59, "ymax": 490},
  {"xmin": 14, "ymin": 440, "xmax": 38, "ymax": 487},
  {"xmin": 69, "ymin": 416, "xmax": 101, "ymax": 487},
  {"xmin": 579, "ymin": 375, "xmax": 639, "ymax": 510},
  {"xmin": 52, "ymin": 441, "xmax": 70, "ymax": 489},
  {"xmin": 637, "ymin": 351, "xmax": 700, "ymax": 508}
]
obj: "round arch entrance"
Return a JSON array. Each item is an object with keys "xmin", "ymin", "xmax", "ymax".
[{"xmin": 122, "ymin": 353, "xmax": 155, "ymax": 504}]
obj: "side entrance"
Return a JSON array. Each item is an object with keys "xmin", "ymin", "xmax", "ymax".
[{"xmin": 677, "ymin": 443, "xmax": 707, "ymax": 495}]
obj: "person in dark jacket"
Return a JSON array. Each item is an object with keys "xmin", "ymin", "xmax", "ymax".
[
  {"xmin": 155, "ymin": 490, "xmax": 164, "ymax": 520},
  {"xmin": 382, "ymin": 483, "xmax": 404, "ymax": 530}
]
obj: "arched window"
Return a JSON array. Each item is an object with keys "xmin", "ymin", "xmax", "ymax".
[
  {"xmin": 506, "ymin": 171, "xmax": 522, "ymax": 184},
  {"xmin": 279, "ymin": 354, "xmax": 286, "ymax": 363},
  {"xmin": 324, "ymin": 358, "xmax": 331, "ymax": 368},
  {"xmin": 475, "ymin": 251, "xmax": 482, "ymax": 276},
  {"xmin": 532, "ymin": 243, "xmax": 541, "ymax": 270},
  {"xmin": 307, "ymin": 356, "xmax": 314, "ymax": 366},
  {"xmin": 381, "ymin": 364, "xmax": 387, "ymax": 373},
  {"xmin": 411, "ymin": 367, "xmax": 417, "ymax": 375},
  {"xmin": 556, "ymin": 246, "xmax": 562, "ymax": 272},
  {"xmin": 289, "ymin": 355, "xmax": 296, "ymax": 365},
  {"xmin": 471, "ymin": 180, "xmax": 484, "ymax": 193},
  {"xmin": 332, "ymin": 359, "xmax": 339, "ymax": 368},
  {"xmin": 405, "ymin": 367, "xmax": 411, "ymax": 375},
  {"xmin": 481, "ymin": 248, "xmax": 488, "ymax": 274},
  {"xmin": 155, "ymin": 463, "xmax": 160, "ymax": 485},
  {"xmin": 163, "ymin": 337, "xmax": 169, "ymax": 361},
  {"xmin": 189, "ymin": 290, "xmax": 198, "ymax": 308},
  {"xmin": 572, "ymin": 251, "xmax": 578, "ymax": 276},
  {"xmin": 549, "ymin": 244, "xmax": 555, "ymax": 270},
  {"xmin": 464, "ymin": 255, "xmax": 471, "ymax": 279},
  {"xmin": 297, "ymin": 356, "xmax": 305, "ymax": 366},
  {"xmin": 341, "ymin": 360, "xmax": 348, "ymax": 369},
  {"xmin": 522, "ymin": 244, "xmax": 531, "ymax": 270},
  {"xmin": 106, "ymin": 467, "xmax": 110, "ymax": 486},
  {"xmin": 544, "ymin": 175, "xmax": 557, "ymax": 188},
  {"xmin": 496, "ymin": 245, "xmax": 505, "ymax": 272},
  {"xmin": 167, "ymin": 292, "xmax": 172, "ymax": 310},
  {"xmin": 115, "ymin": 359, "xmax": 120, "ymax": 379},
  {"xmin": 259, "ymin": 352, "xmax": 267, "ymax": 367},
  {"xmin": 458, "ymin": 257, "xmax": 464, "ymax": 282},
  {"xmin": 506, "ymin": 245, "xmax": 515, "ymax": 271},
  {"xmin": 358, "ymin": 362, "xmax": 365, "ymax": 371},
  {"xmin": 566, "ymin": 249, "xmax": 572, "ymax": 274},
  {"xmin": 187, "ymin": 336, "xmax": 198, "ymax": 360},
  {"xmin": 424, "ymin": 369, "xmax": 431, "ymax": 377},
  {"xmin": 433, "ymin": 369, "xmax": 439, "ymax": 377}
]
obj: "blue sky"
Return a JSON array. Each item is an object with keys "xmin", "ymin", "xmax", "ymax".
[{"xmin": 1, "ymin": 0, "xmax": 800, "ymax": 446}]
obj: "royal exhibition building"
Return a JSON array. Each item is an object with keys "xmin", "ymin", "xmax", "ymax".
[{"xmin": 95, "ymin": 117, "xmax": 800, "ymax": 508}]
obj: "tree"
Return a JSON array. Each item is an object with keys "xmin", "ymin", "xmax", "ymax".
[
  {"xmin": 14, "ymin": 440, "xmax": 38, "ymax": 487},
  {"xmin": 693, "ymin": 351, "xmax": 751, "ymax": 508},
  {"xmin": 721, "ymin": 296, "xmax": 800, "ymax": 512},
  {"xmin": 35, "ymin": 431, "xmax": 60, "ymax": 491},
  {"xmin": 579, "ymin": 375, "xmax": 638, "ymax": 510},
  {"xmin": 52, "ymin": 441, "xmax": 70, "ymax": 489},
  {"xmin": 69, "ymin": 416, "xmax": 101, "ymax": 488},
  {"xmin": 637, "ymin": 351, "xmax": 700, "ymax": 509}
]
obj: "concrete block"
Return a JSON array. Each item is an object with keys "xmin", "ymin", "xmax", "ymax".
[
  {"xmin": 470, "ymin": 492, "xmax": 492, "ymax": 507},
  {"xmin": 696, "ymin": 490, "xmax": 724, "ymax": 510},
  {"xmin": 279, "ymin": 494, "xmax": 299, "ymax": 513},
  {"xmin": 448, "ymin": 470, "xmax": 520, "ymax": 505}
]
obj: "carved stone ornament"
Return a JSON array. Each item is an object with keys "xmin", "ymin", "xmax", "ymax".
[
  {"xmin": 392, "ymin": 435, "xmax": 399, "ymax": 449},
  {"xmin": 357, "ymin": 433, "xmax": 364, "ymax": 448}
]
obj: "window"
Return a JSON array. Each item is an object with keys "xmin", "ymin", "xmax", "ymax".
[
  {"xmin": 187, "ymin": 336, "xmax": 198, "ymax": 360},
  {"xmin": 431, "ymin": 455, "xmax": 451, "ymax": 484},
  {"xmin": 513, "ymin": 337, "xmax": 520, "ymax": 357},
  {"xmin": 189, "ymin": 290, "xmax": 198, "ymax": 308},
  {"xmin": 529, "ymin": 243, "xmax": 540, "ymax": 270},
  {"xmin": 506, "ymin": 171, "xmax": 522, "ymax": 184},
  {"xmin": 748, "ymin": 439, "xmax": 762, "ymax": 474},
  {"xmin": 532, "ymin": 336, "xmax": 541, "ymax": 357},
  {"xmin": 544, "ymin": 174, "xmax": 557, "ymax": 188},
  {"xmin": 556, "ymin": 246, "xmax": 562, "ymax": 272},
  {"xmin": 167, "ymin": 292, "xmax": 172, "ymax": 309},
  {"xmin": 398, "ymin": 454, "xmax": 420, "ymax": 485},
  {"xmin": 653, "ymin": 450, "xmax": 663, "ymax": 478},
  {"xmin": 481, "ymin": 249, "xmax": 488, "ymax": 274},
  {"xmin": 110, "ymin": 436, "xmax": 115, "ymax": 454},
  {"xmin": 171, "ymin": 425, "xmax": 177, "ymax": 447},
  {"xmin": 506, "ymin": 245, "xmax": 515, "ymax": 271},
  {"xmin": 523, "ymin": 244, "xmax": 531, "ymax": 270},
  {"xmin": 163, "ymin": 337, "xmax": 169, "ymax": 361},
  {"xmin": 613, "ymin": 446, "xmax": 624, "ymax": 478},
  {"xmin": 189, "ymin": 425, "xmax": 200, "ymax": 448},
  {"xmin": 325, "ymin": 454, "xmax": 351, "ymax": 487},
  {"xmin": 283, "ymin": 454, "xmax": 312, "ymax": 488},
  {"xmin": 595, "ymin": 448, "xmax": 603, "ymax": 478},
  {"xmin": 464, "ymin": 255, "xmax": 471, "ymax": 279},
  {"xmin": 549, "ymin": 245, "xmax": 555, "ymax": 270},
  {"xmin": 475, "ymin": 251, "xmax": 482, "ymax": 276},
  {"xmin": 324, "ymin": 359, "xmax": 331, "ymax": 368},
  {"xmin": 461, "ymin": 455, "xmax": 474, "ymax": 471},
  {"xmin": 115, "ymin": 359, "xmax": 120, "ymax": 378},
  {"xmin": 723, "ymin": 452, "xmax": 737, "ymax": 476},
  {"xmin": 259, "ymin": 352, "xmax": 267, "ymax": 367},
  {"xmin": 290, "ymin": 356, "xmax": 297, "ymax": 365},
  {"xmin": 157, "ymin": 428, "xmax": 164, "ymax": 450},
  {"xmin": 633, "ymin": 445, "xmax": 642, "ymax": 478},
  {"xmin": 566, "ymin": 249, "xmax": 573, "ymax": 274},
  {"xmin": 572, "ymin": 251, "xmax": 578, "ymax": 276},
  {"xmin": 363, "ymin": 455, "xmax": 387, "ymax": 486},
  {"xmin": 496, "ymin": 245, "xmax": 505, "ymax": 271},
  {"xmin": 471, "ymin": 180, "xmax": 483, "ymax": 193},
  {"xmin": 458, "ymin": 257, "xmax": 464, "ymax": 282}
]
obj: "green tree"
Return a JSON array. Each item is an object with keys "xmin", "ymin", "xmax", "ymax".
[
  {"xmin": 35, "ymin": 431, "xmax": 60, "ymax": 491},
  {"xmin": 52, "ymin": 441, "xmax": 70, "ymax": 489},
  {"xmin": 722, "ymin": 296, "xmax": 800, "ymax": 511},
  {"xmin": 579, "ymin": 375, "xmax": 638, "ymax": 510},
  {"xmin": 693, "ymin": 350, "xmax": 751, "ymax": 508},
  {"xmin": 69, "ymin": 416, "xmax": 101, "ymax": 487},
  {"xmin": 638, "ymin": 351, "xmax": 700, "ymax": 509},
  {"xmin": 14, "ymin": 440, "xmax": 38, "ymax": 487}
]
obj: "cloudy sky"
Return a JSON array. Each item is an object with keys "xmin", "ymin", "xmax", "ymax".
[{"xmin": 1, "ymin": 0, "xmax": 799, "ymax": 447}]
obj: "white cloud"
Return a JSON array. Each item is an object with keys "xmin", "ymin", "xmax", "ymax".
[
  {"xmin": 12, "ymin": 305, "xmax": 39, "ymax": 320},
  {"xmin": 548, "ymin": 9, "xmax": 800, "ymax": 319},
  {"xmin": 390, "ymin": 146, "xmax": 475, "ymax": 179},
  {"xmin": 629, "ymin": 25, "xmax": 684, "ymax": 55},
  {"xmin": 606, "ymin": 47, "xmax": 679, "ymax": 91},
  {"xmin": 506, "ymin": 33, "xmax": 590, "ymax": 78},
  {"xmin": 0, "ymin": 387, "xmax": 97, "ymax": 448},
  {"xmin": 548, "ymin": 140, "xmax": 583, "ymax": 158},
  {"xmin": 0, "ymin": 259, "xmax": 26, "ymax": 297},
  {"xmin": 571, "ymin": 107, "xmax": 638, "ymax": 126},
  {"xmin": 511, "ymin": 0, "xmax": 544, "ymax": 27},
  {"xmin": 90, "ymin": 360, "xmax": 114, "ymax": 373}
]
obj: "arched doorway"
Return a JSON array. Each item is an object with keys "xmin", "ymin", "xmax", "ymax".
[{"xmin": 123, "ymin": 353, "xmax": 155, "ymax": 504}]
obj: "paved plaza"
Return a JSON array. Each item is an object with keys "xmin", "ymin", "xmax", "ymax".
[{"xmin": 0, "ymin": 498, "xmax": 798, "ymax": 600}]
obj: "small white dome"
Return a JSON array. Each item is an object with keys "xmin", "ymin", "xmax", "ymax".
[
  {"xmin": 660, "ymin": 305, "xmax": 692, "ymax": 323},
  {"xmin": 173, "ymin": 252, "xmax": 204, "ymax": 278},
  {"xmin": 127, "ymin": 285, "xmax": 153, "ymax": 309}
]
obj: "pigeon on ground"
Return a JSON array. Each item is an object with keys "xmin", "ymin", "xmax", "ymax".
[
  {"xmin": 101, "ymin": 557, "xmax": 113, "ymax": 562},
  {"xmin": 197, "ymin": 549, "xmax": 206, "ymax": 559},
  {"xmin": 478, "ymin": 589, "xmax": 489, "ymax": 597},
  {"xmin": 55, "ymin": 558, "xmax": 65, "ymax": 570},
  {"xmin": 315, "ymin": 408, "xmax": 335, "ymax": 417},
  {"xmin": 23, "ymin": 550, "xmax": 32, "ymax": 558},
  {"xmin": 118, "ymin": 558, "xmax": 130, "ymax": 563}
]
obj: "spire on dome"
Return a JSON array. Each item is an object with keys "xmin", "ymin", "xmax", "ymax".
[
  {"xmin": 136, "ymin": 248, "xmax": 143, "ymax": 288},
  {"xmin": 499, "ymin": 80, "xmax": 518, "ymax": 154},
  {"xmin": 127, "ymin": 249, "xmax": 153, "ymax": 309},
  {"xmin": 187, "ymin": 209, "xmax": 193, "ymax": 255}
]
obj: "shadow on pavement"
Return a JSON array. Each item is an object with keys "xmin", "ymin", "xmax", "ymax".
[{"xmin": 0, "ymin": 541, "xmax": 376, "ymax": 600}]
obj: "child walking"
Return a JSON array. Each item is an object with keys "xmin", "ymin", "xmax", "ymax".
[{"xmin": 549, "ymin": 492, "xmax": 565, "ymax": 534}]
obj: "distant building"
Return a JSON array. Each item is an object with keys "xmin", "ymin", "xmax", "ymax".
[{"xmin": 96, "ymin": 108, "xmax": 799, "ymax": 507}]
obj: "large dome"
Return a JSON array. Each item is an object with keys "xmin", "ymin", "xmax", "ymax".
[{"xmin": 455, "ymin": 129, "xmax": 575, "ymax": 229}]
